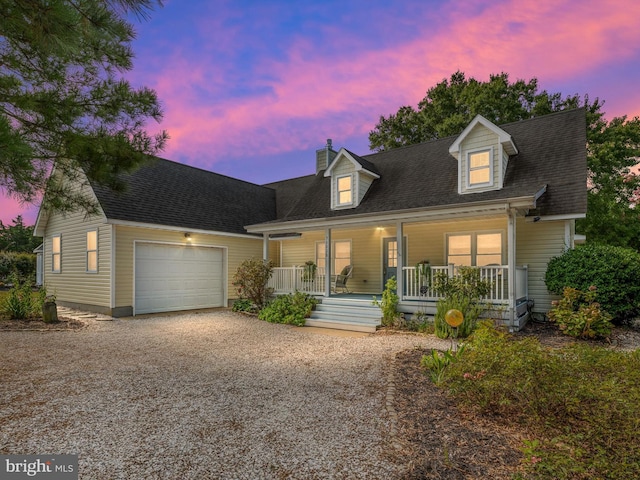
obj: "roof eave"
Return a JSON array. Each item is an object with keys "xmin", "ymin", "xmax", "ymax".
[{"xmin": 246, "ymin": 194, "xmax": 542, "ymax": 234}]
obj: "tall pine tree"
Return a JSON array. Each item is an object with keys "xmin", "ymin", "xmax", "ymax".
[{"xmin": 0, "ymin": 0, "xmax": 167, "ymax": 215}]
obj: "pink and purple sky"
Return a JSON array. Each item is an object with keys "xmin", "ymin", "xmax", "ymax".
[{"xmin": 3, "ymin": 0, "xmax": 640, "ymax": 226}]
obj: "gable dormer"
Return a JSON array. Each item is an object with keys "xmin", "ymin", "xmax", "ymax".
[
  {"xmin": 448, "ymin": 115, "xmax": 518, "ymax": 194},
  {"xmin": 324, "ymin": 148, "xmax": 380, "ymax": 210}
]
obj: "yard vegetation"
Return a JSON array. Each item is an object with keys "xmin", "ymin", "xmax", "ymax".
[{"xmin": 421, "ymin": 322, "xmax": 640, "ymax": 479}]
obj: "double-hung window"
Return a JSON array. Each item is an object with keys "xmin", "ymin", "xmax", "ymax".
[
  {"xmin": 51, "ymin": 235, "xmax": 61, "ymax": 273},
  {"xmin": 468, "ymin": 149, "xmax": 492, "ymax": 187},
  {"xmin": 447, "ymin": 232, "xmax": 502, "ymax": 266},
  {"xmin": 86, "ymin": 230, "xmax": 98, "ymax": 273},
  {"xmin": 336, "ymin": 175, "xmax": 353, "ymax": 206},
  {"xmin": 316, "ymin": 240, "xmax": 352, "ymax": 274}
]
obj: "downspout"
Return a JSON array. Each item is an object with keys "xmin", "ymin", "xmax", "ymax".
[{"xmin": 262, "ymin": 233, "xmax": 269, "ymax": 261}]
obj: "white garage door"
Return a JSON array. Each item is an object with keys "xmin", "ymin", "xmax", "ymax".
[{"xmin": 135, "ymin": 243, "xmax": 224, "ymax": 314}]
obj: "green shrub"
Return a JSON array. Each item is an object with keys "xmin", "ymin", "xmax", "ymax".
[
  {"xmin": 0, "ymin": 251, "xmax": 37, "ymax": 283},
  {"xmin": 548, "ymin": 286, "xmax": 613, "ymax": 338},
  {"xmin": 440, "ymin": 322, "xmax": 640, "ymax": 479},
  {"xmin": 232, "ymin": 258, "xmax": 274, "ymax": 309},
  {"xmin": 258, "ymin": 291, "xmax": 318, "ymax": 326},
  {"xmin": 434, "ymin": 294, "xmax": 484, "ymax": 338},
  {"xmin": 545, "ymin": 243, "xmax": 640, "ymax": 322},
  {"xmin": 1, "ymin": 275, "xmax": 40, "ymax": 320},
  {"xmin": 372, "ymin": 276, "xmax": 401, "ymax": 327},
  {"xmin": 432, "ymin": 267, "xmax": 493, "ymax": 339},
  {"xmin": 231, "ymin": 298, "xmax": 255, "ymax": 313}
]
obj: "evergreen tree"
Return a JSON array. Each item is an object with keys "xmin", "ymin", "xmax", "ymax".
[{"xmin": 0, "ymin": 0, "xmax": 167, "ymax": 215}]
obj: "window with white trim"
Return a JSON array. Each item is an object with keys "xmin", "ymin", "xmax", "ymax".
[
  {"xmin": 316, "ymin": 240, "xmax": 352, "ymax": 274},
  {"xmin": 51, "ymin": 235, "xmax": 61, "ymax": 273},
  {"xmin": 447, "ymin": 232, "xmax": 502, "ymax": 266},
  {"xmin": 336, "ymin": 175, "xmax": 353, "ymax": 206},
  {"xmin": 86, "ymin": 230, "xmax": 98, "ymax": 273},
  {"xmin": 468, "ymin": 149, "xmax": 492, "ymax": 187}
]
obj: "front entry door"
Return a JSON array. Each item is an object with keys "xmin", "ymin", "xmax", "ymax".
[{"xmin": 383, "ymin": 237, "xmax": 406, "ymax": 286}]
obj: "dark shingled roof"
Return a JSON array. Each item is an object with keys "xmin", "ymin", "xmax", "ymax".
[
  {"xmin": 89, "ymin": 108, "xmax": 586, "ymax": 234},
  {"xmin": 91, "ymin": 157, "xmax": 276, "ymax": 235},
  {"xmin": 342, "ymin": 149, "xmax": 380, "ymax": 176},
  {"xmin": 261, "ymin": 108, "xmax": 587, "ymax": 224}
]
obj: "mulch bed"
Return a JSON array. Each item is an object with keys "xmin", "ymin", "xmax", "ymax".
[
  {"xmin": 388, "ymin": 319, "xmax": 640, "ymax": 479},
  {"xmin": 0, "ymin": 317, "xmax": 85, "ymax": 330},
  {"xmin": 389, "ymin": 347, "xmax": 527, "ymax": 479}
]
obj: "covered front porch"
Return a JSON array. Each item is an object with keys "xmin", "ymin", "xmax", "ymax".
[{"xmin": 256, "ymin": 208, "xmax": 536, "ymax": 330}]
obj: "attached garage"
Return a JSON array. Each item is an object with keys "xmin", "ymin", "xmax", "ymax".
[{"xmin": 134, "ymin": 242, "xmax": 225, "ymax": 315}]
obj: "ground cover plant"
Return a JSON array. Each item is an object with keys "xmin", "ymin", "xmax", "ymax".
[
  {"xmin": 422, "ymin": 322, "xmax": 640, "ymax": 479},
  {"xmin": 258, "ymin": 291, "xmax": 318, "ymax": 326}
]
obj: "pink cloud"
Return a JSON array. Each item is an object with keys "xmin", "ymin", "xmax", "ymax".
[
  {"xmin": 0, "ymin": 191, "xmax": 39, "ymax": 226},
  {"xmin": 4, "ymin": 0, "xmax": 640, "ymax": 223},
  {"xmin": 146, "ymin": 0, "xmax": 640, "ymax": 169}
]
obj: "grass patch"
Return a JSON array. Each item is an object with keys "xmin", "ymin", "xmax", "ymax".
[{"xmin": 430, "ymin": 322, "xmax": 640, "ymax": 479}]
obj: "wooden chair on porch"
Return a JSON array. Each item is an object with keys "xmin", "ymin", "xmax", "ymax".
[{"xmin": 332, "ymin": 265, "xmax": 353, "ymax": 293}]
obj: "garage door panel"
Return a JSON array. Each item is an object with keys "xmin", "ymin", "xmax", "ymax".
[{"xmin": 135, "ymin": 244, "xmax": 224, "ymax": 314}]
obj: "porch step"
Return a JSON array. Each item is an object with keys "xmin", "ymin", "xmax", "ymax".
[{"xmin": 306, "ymin": 297, "xmax": 382, "ymax": 333}]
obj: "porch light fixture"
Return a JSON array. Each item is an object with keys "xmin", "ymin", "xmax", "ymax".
[{"xmin": 184, "ymin": 233, "xmax": 192, "ymax": 240}]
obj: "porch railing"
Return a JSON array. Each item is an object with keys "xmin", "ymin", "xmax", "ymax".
[
  {"xmin": 269, "ymin": 266, "xmax": 326, "ymax": 295},
  {"xmin": 403, "ymin": 264, "xmax": 528, "ymax": 304},
  {"xmin": 269, "ymin": 264, "xmax": 528, "ymax": 304}
]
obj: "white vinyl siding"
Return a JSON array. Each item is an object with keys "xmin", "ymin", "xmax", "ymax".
[
  {"xmin": 51, "ymin": 235, "xmax": 61, "ymax": 273},
  {"xmin": 516, "ymin": 218, "xmax": 569, "ymax": 314},
  {"xmin": 86, "ymin": 230, "xmax": 98, "ymax": 273},
  {"xmin": 459, "ymin": 123, "xmax": 502, "ymax": 194},
  {"xmin": 43, "ymin": 206, "xmax": 111, "ymax": 308}
]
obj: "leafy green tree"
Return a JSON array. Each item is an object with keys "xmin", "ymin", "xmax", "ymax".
[
  {"xmin": 0, "ymin": 0, "xmax": 167, "ymax": 216},
  {"xmin": 579, "ymin": 116, "xmax": 640, "ymax": 250},
  {"xmin": 369, "ymin": 71, "xmax": 640, "ymax": 251},
  {"xmin": 368, "ymin": 71, "xmax": 577, "ymax": 151},
  {"xmin": 0, "ymin": 215, "xmax": 41, "ymax": 252}
]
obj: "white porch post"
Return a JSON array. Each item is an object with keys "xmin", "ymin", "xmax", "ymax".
[
  {"xmin": 324, "ymin": 228, "xmax": 332, "ymax": 297},
  {"xmin": 262, "ymin": 233, "xmax": 269, "ymax": 261},
  {"xmin": 396, "ymin": 221, "xmax": 404, "ymax": 299},
  {"xmin": 507, "ymin": 209, "xmax": 517, "ymax": 330}
]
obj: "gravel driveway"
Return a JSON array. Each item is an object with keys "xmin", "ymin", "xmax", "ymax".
[{"xmin": 0, "ymin": 310, "xmax": 448, "ymax": 479}]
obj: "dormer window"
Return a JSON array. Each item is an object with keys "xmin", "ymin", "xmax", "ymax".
[
  {"xmin": 449, "ymin": 115, "xmax": 517, "ymax": 194},
  {"xmin": 336, "ymin": 175, "xmax": 353, "ymax": 206},
  {"xmin": 325, "ymin": 148, "xmax": 380, "ymax": 210},
  {"xmin": 468, "ymin": 149, "xmax": 493, "ymax": 187}
]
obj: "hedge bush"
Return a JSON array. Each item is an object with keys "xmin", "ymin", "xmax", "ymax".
[
  {"xmin": 0, "ymin": 251, "xmax": 37, "ymax": 284},
  {"xmin": 545, "ymin": 243, "xmax": 640, "ymax": 322}
]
